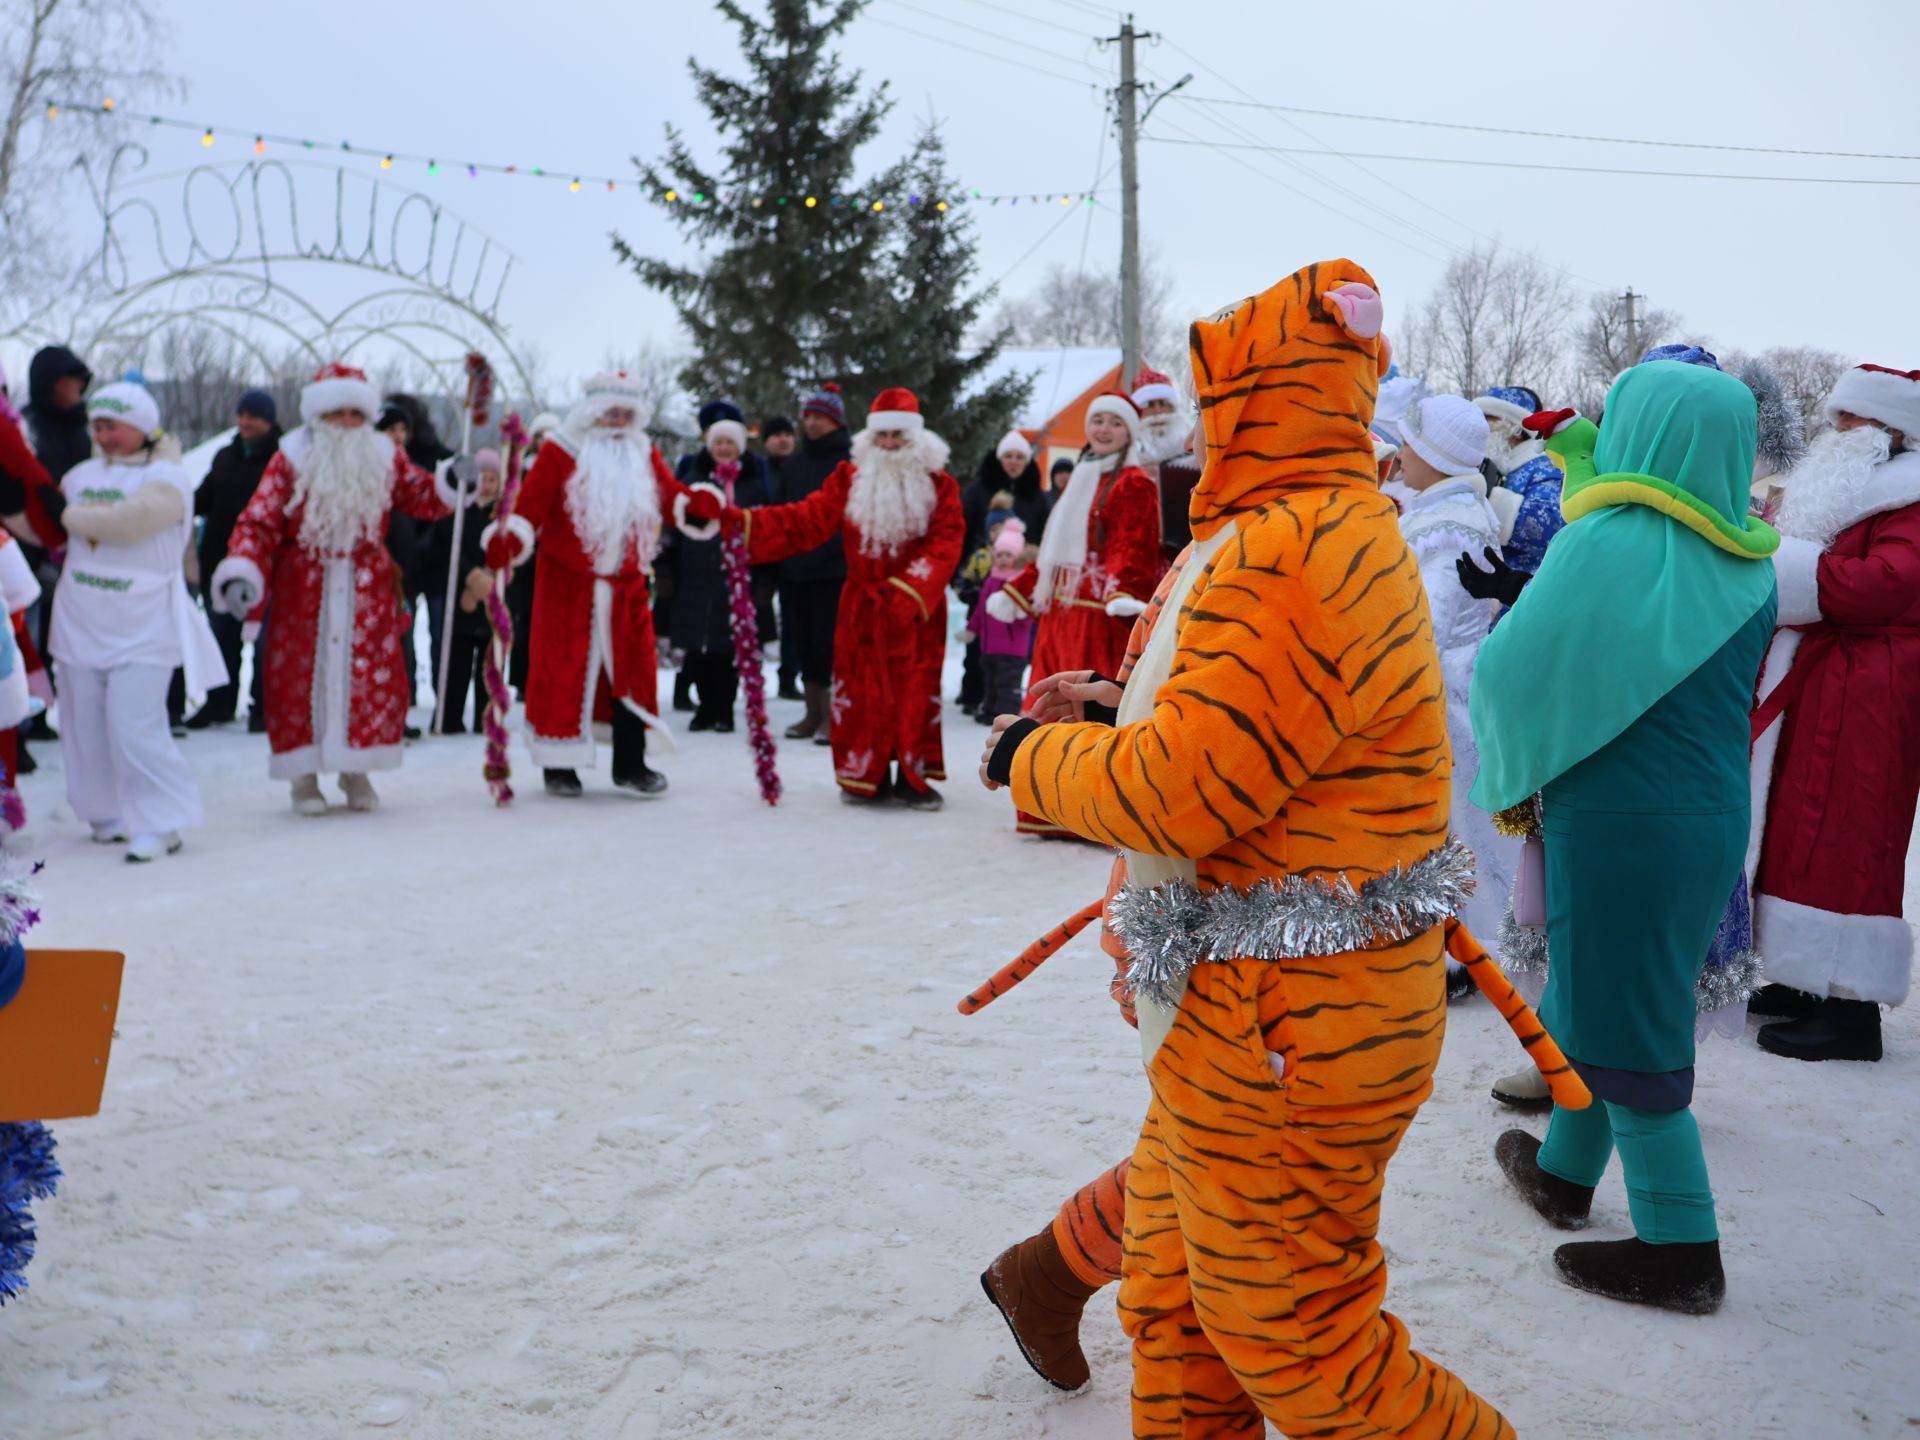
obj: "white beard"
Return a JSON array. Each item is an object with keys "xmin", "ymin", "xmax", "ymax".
[
  {"xmin": 565, "ymin": 431, "xmax": 661, "ymax": 572},
  {"xmin": 847, "ymin": 431, "xmax": 943, "ymax": 556},
  {"xmin": 292, "ymin": 424, "xmax": 395, "ymax": 554},
  {"xmin": 1485, "ymin": 422, "xmax": 1545, "ymax": 476},
  {"xmin": 1135, "ymin": 412, "xmax": 1190, "ymax": 466},
  {"xmin": 1777, "ymin": 425, "xmax": 1894, "ymax": 546}
]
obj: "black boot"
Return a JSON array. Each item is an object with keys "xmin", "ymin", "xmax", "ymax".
[
  {"xmin": 1445, "ymin": 964, "xmax": 1477, "ymax": 1003},
  {"xmin": 543, "ymin": 768, "xmax": 583, "ymax": 798},
  {"xmin": 1554, "ymin": 1237, "xmax": 1725, "ymax": 1315},
  {"xmin": 1757, "ymin": 997, "xmax": 1882, "ymax": 1062},
  {"xmin": 777, "ymin": 675, "xmax": 803, "ymax": 702},
  {"xmin": 1747, "ymin": 982, "xmax": 1819, "ymax": 1019},
  {"xmin": 672, "ymin": 670, "xmax": 696, "ymax": 713},
  {"xmin": 611, "ymin": 709, "xmax": 667, "ymax": 796},
  {"xmin": 1495, "ymin": 1129, "xmax": 1593, "ymax": 1230}
]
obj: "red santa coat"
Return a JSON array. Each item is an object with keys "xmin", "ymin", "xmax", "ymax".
[
  {"xmin": 1752, "ymin": 449, "xmax": 1920, "ymax": 1005},
  {"xmin": 487, "ymin": 439, "xmax": 688, "ymax": 768},
  {"xmin": 216, "ymin": 428, "xmax": 451, "ymax": 778},
  {"xmin": 747, "ymin": 462, "xmax": 963, "ymax": 796},
  {"xmin": 996, "ymin": 460, "xmax": 1162, "ymax": 835}
]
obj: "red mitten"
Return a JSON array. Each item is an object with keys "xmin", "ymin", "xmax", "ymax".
[
  {"xmin": 683, "ymin": 488, "xmax": 724, "ymax": 525},
  {"xmin": 485, "ymin": 531, "xmax": 517, "ymax": 570},
  {"xmin": 720, "ymin": 505, "xmax": 747, "ymax": 532},
  {"xmin": 1523, "ymin": 408, "xmax": 1578, "ymax": 437}
]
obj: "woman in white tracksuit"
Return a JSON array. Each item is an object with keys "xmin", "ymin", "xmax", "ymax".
[{"xmin": 48, "ymin": 381, "xmax": 225, "ymax": 862}]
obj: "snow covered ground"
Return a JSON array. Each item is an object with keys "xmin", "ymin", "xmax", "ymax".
[{"xmin": 2, "ymin": 670, "xmax": 1918, "ymax": 1439}]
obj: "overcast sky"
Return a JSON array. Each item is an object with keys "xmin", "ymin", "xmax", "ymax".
[{"xmin": 77, "ymin": 0, "xmax": 1920, "ymax": 404}]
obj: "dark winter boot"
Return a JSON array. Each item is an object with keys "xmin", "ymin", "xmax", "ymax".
[
  {"xmin": 777, "ymin": 675, "xmax": 803, "ymax": 702},
  {"xmin": 1496, "ymin": 1129, "xmax": 1593, "ymax": 1230},
  {"xmin": 672, "ymin": 671, "xmax": 696, "ymax": 713},
  {"xmin": 611, "ymin": 710, "xmax": 667, "ymax": 797},
  {"xmin": 1445, "ymin": 964, "xmax": 1477, "ymax": 1003},
  {"xmin": 980, "ymin": 1225, "xmax": 1101, "ymax": 1392},
  {"xmin": 1747, "ymin": 982, "xmax": 1820, "ymax": 1020},
  {"xmin": 1553, "ymin": 1237, "xmax": 1725, "ymax": 1315},
  {"xmin": 1756, "ymin": 997, "xmax": 1882, "ymax": 1062},
  {"xmin": 900, "ymin": 783, "xmax": 944, "ymax": 812},
  {"xmin": 543, "ymin": 768, "xmax": 583, "ymax": 798},
  {"xmin": 785, "ymin": 681, "xmax": 824, "ymax": 740}
]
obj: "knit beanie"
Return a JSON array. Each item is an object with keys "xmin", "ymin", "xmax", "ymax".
[
  {"xmin": 993, "ymin": 517, "xmax": 1028, "ymax": 557},
  {"xmin": 801, "ymin": 382, "xmax": 846, "ymax": 427},
  {"xmin": 1401, "ymin": 395, "xmax": 1489, "ymax": 476},
  {"xmin": 761, "ymin": 414, "xmax": 796, "ymax": 438},
  {"xmin": 474, "ymin": 447, "xmax": 502, "ymax": 473},
  {"xmin": 87, "ymin": 380, "xmax": 161, "ymax": 438},
  {"xmin": 236, "ymin": 388, "xmax": 277, "ymax": 424}
]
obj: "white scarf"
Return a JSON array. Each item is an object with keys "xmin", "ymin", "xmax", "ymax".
[{"xmin": 1033, "ymin": 451, "xmax": 1120, "ymax": 609}]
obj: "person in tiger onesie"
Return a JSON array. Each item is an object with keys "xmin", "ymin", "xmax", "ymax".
[
  {"xmin": 980, "ymin": 260, "xmax": 1515, "ymax": 1438},
  {"xmin": 985, "ymin": 390, "xmax": 1163, "ymax": 836}
]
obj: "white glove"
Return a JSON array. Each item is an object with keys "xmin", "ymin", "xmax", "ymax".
[
  {"xmin": 957, "ymin": 628, "xmax": 977, "ymax": 645},
  {"xmin": 984, "ymin": 589, "xmax": 1022, "ymax": 624},
  {"xmin": 217, "ymin": 578, "xmax": 262, "ymax": 618},
  {"xmin": 1105, "ymin": 595, "xmax": 1147, "ymax": 618}
]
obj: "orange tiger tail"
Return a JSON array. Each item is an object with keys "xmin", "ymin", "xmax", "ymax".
[
  {"xmin": 1444, "ymin": 917, "xmax": 1592, "ymax": 1110},
  {"xmin": 957, "ymin": 899, "xmax": 1105, "ymax": 1015}
]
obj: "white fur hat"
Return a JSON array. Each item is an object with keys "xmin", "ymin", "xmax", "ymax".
[
  {"xmin": 1401, "ymin": 395, "xmax": 1489, "ymax": 476},
  {"xmin": 995, "ymin": 429, "xmax": 1033, "ymax": 459},
  {"xmin": 1825, "ymin": 364, "xmax": 1920, "ymax": 442},
  {"xmin": 705, "ymin": 419, "xmax": 748, "ymax": 453},
  {"xmin": 87, "ymin": 380, "xmax": 161, "ymax": 438},
  {"xmin": 299, "ymin": 362, "xmax": 380, "ymax": 426}
]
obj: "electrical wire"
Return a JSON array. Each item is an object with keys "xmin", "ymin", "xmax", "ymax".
[
  {"xmin": 1170, "ymin": 94, "xmax": 1920, "ymax": 164},
  {"xmin": 944, "ymin": 0, "xmax": 1097, "ymax": 42},
  {"xmin": 1146, "ymin": 137, "xmax": 1920, "ymax": 187},
  {"xmin": 865, "ymin": 14, "xmax": 1102, "ymax": 88},
  {"xmin": 876, "ymin": 0, "xmax": 1090, "ymax": 70}
]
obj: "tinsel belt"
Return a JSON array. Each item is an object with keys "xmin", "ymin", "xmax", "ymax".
[{"xmin": 1104, "ymin": 836, "xmax": 1478, "ymax": 1010}]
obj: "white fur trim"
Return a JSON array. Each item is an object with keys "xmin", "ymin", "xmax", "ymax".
[
  {"xmin": 300, "ymin": 375, "xmax": 381, "ymax": 426},
  {"xmin": 1815, "ymin": 448, "xmax": 1920, "ymax": 536},
  {"xmin": 1486, "ymin": 486, "xmax": 1521, "ymax": 545},
  {"xmin": 1105, "ymin": 595, "xmax": 1147, "ymax": 618},
  {"xmin": 1131, "ymin": 382, "xmax": 1179, "ymax": 408},
  {"xmin": 984, "ymin": 588, "xmax": 1022, "ymax": 624},
  {"xmin": 0, "ymin": 538, "xmax": 41, "ymax": 612},
  {"xmin": 704, "ymin": 419, "xmax": 748, "ymax": 453},
  {"xmin": 1755, "ymin": 893, "xmax": 1913, "ymax": 1006},
  {"xmin": 1474, "ymin": 394, "xmax": 1531, "ymax": 428},
  {"xmin": 995, "ymin": 429, "xmax": 1032, "ymax": 459},
  {"xmin": 1825, "ymin": 367, "xmax": 1920, "ymax": 442},
  {"xmin": 1745, "ymin": 630, "xmax": 1801, "ymax": 885},
  {"xmin": 480, "ymin": 513, "xmax": 536, "ymax": 566},
  {"xmin": 1085, "ymin": 394, "xmax": 1141, "ymax": 438},
  {"xmin": 1771, "ymin": 535, "xmax": 1824, "ymax": 626},
  {"xmin": 268, "ymin": 743, "xmax": 402, "ymax": 781},
  {"xmin": 866, "ymin": 409, "xmax": 924, "ymax": 433},
  {"xmin": 210, "ymin": 555, "xmax": 266, "ymax": 615},
  {"xmin": 432, "ymin": 456, "xmax": 462, "ymax": 511},
  {"xmin": 674, "ymin": 483, "xmax": 723, "ymax": 542}
]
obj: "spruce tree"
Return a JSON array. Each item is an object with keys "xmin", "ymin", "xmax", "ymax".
[
  {"xmin": 850, "ymin": 124, "xmax": 1032, "ymax": 468},
  {"xmin": 614, "ymin": 0, "xmax": 895, "ymax": 425}
]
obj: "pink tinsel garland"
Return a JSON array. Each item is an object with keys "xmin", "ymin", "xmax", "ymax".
[
  {"xmin": 482, "ymin": 414, "xmax": 529, "ymax": 805},
  {"xmin": 714, "ymin": 469, "xmax": 780, "ymax": 805}
]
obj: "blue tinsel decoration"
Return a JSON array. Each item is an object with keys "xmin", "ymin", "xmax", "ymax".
[{"xmin": 0, "ymin": 1121, "xmax": 60, "ymax": 1303}]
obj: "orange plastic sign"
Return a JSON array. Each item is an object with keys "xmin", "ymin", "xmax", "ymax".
[{"xmin": 0, "ymin": 950, "xmax": 125, "ymax": 1122}]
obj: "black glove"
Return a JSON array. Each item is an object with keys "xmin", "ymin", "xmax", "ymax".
[
  {"xmin": 0, "ymin": 471, "xmax": 24, "ymax": 515},
  {"xmin": 1456, "ymin": 546, "xmax": 1530, "ymax": 607}
]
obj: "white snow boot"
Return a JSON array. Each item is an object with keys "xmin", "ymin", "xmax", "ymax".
[
  {"xmin": 90, "ymin": 822, "xmax": 130, "ymax": 844},
  {"xmin": 1491, "ymin": 1064, "xmax": 1553, "ymax": 1111},
  {"xmin": 340, "ymin": 773, "xmax": 379, "ymax": 813},
  {"xmin": 125, "ymin": 832, "xmax": 183, "ymax": 864},
  {"xmin": 290, "ymin": 776, "xmax": 328, "ymax": 817}
]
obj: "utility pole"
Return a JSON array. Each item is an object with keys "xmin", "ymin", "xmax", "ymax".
[
  {"xmin": 1621, "ymin": 287, "xmax": 1642, "ymax": 364},
  {"xmin": 1110, "ymin": 15, "xmax": 1150, "ymax": 385}
]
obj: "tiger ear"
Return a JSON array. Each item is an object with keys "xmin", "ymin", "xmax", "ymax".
[{"xmin": 1325, "ymin": 282, "xmax": 1383, "ymax": 339}]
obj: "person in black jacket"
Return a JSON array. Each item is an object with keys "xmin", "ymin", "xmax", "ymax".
[
  {"xmin": 378, "ymin": 395, "xmax": 454, "ymax": 737},
  {"xmin": 668, "ymin": 401, "xmax": 773, "ymax": 731},
  {"xmin": 775, "ymin": 383, "xmax": 853, "ymax": 742},
  {"xmin": 188, "ymin": 388, "xmax": 282, "ymax": 728},
  {"xmin": 761, "ymin": 415, "xmax": 804, "ymax": 701},
  {"xmin": 22, "ymin": 345, "xmax": 93, "ymax": 482},
  {"xmin": 957, "ymin": 432, "xmax": 1048, "ymax": 711},
  {"xmin": 424, "ymin": 448, "xmax": 502, "ymax": 733}
]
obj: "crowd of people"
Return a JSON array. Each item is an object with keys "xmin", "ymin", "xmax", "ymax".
[{"xmin": 1, "ymin": 261, "xmax": 1915, "ymax": 1432}]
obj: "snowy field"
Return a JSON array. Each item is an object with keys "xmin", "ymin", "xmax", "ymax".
[{"xmin": 2, "ymin": 664, "xmax": 1918, "ymax": 1439}]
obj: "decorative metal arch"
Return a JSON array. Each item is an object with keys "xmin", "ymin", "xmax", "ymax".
[{"xmin": 15, "ymin": 144, "xmax": 536, "ymax": 409}]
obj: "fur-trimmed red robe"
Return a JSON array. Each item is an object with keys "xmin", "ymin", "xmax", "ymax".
[
  {"xmin": 994, "ymin": 460, "xmax": 1162, "ymax": 835},
  {"xmin": 746, "ymin": 462, "xmax": 963, "ymax": 797},
  {"xmin": 216, "ymin": 429, "xmax": 451, "ymax": 778},
  {"xmin": 486, "ymin": 439, "xmax": 690, "ymax": 769},
  {"xmin": 1752, "ymin": 449, "xmax": 1920, "ymax": 1006}
]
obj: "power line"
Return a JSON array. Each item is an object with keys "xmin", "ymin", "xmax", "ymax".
[
  {"xmin": 945, "ymin": 0, "xmax": 1096, "ymax": 42},
  {"xmin": 1171, "ymin": 94, "xmax": 1920, "ymax": 163},
  {"xmin": 1146, "ymin": 137, "xmax": 1920, "ymax": 186},
  {"xmin": 865, "ymin": 13, "xmax": 1099, "ymax": 88},
  {"xmin": 876, "ymin": 0, "xmax": 1089, "ymax": 70}
]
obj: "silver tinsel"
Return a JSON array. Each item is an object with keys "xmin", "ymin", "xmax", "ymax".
[
  {"xmin": 1107, "ymin": 837, "xmax": 1478, "ymax": 1010},
  {"xmin": 1495, "ymin": 909, "xmax": 1766, "ymax": 1015},
  {"xmin": 1734, "ymin": 356, "xmax": 1808, "ymax": 479}
]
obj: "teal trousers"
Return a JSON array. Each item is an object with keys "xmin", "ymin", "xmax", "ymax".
[{"xmin": 1538, "ymin": 1100, "xmax": 1718, "ymax": 1243}]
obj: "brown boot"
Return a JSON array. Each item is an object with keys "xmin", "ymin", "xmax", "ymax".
[
  {"xmin": 980, "ymin": 1224, "xmax": 1101, "ymax": 1391},
  {"xmin": 786, "ymin": 680, "xmax": 823, "ymax": 740}
]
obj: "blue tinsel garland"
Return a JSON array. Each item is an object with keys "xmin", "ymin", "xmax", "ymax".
[{"xmin": 0, "ymin": 1120, "xmax": 59, "ymax": 1302}]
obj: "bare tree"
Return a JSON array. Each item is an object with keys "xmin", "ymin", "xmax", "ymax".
[
  {"xmin": 1, "ymin": 0, "xmax": 176, "ymax": 322},
  {"xmin": 1569, "ymin": 290, "xmax": 1689, "ymax": 414},
  {"xmin": 1397, "ymin": 244, "xmax": 1572, "ymax": 401},
  {"xmin": 1752, "ymin": 345, "xmax": 1850, "ymax": 438},
  {"xmin": 992, "ymin": 248, "xmax": 1185, "ymax": 371},
  {"xmin": 596, "ymin": 338, "xmax": 697, "ymax": 447}
]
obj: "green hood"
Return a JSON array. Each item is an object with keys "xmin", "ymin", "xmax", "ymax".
[{"xmin": 1470, "ymin": 362, "xmax": 1779, "ymax": 810}]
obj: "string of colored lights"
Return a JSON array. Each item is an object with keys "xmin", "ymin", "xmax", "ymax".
[{"xmin": 44, "ymin": 100, "xmax": 1109, "ymax": 211}]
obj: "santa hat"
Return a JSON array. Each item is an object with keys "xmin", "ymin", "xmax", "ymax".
[
  {"xmin": 1825, "ymin": 364, "xmax": 1920, "ymax": 441},
  {"xmin": 1131, "ymin": 365, "xmax": 1179, "ymax": 409},
  {"xmin": 582, "ymin": 370, "xmax": 647, "ymax": 410},
  {"xmin": 1085, "ymin": 390, "xmax": 1141, "ymax": 439},
  {"xmin": 528, "ymin": 411, "xmax": 563, "ymax": 440},
  {"xmin": 802, "ymin": 381, "xmax": 846, "ymax": 427},
  {"xmin": 866, "ymin": 386, "xmax": 924, "ymax": 432},
  {"xmin": 300, "ymin": 362, "xmax": 380, "ymax": 426},
  {"xmin": 86, "ymin": 380, "xmax": 161, "ymax": 438},
  {"xmin": 995, "ymin": 429, "xmax": 1033, "ymax": 460},
  {"xmin": 1474, "ymin": 385, "xmax": 1542, "ymax": 430}
]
